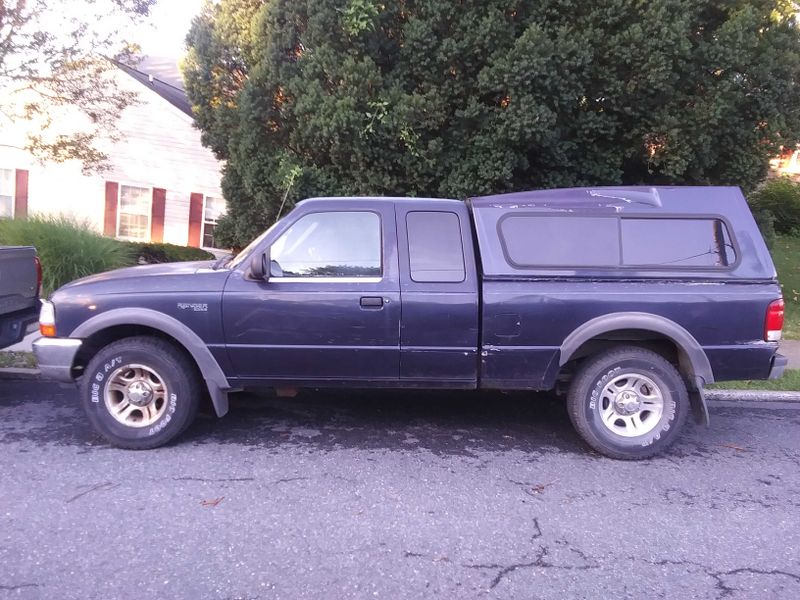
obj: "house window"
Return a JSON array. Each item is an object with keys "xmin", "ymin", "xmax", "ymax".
[
  {"xmin": 117, "ymin": 185, "xmax": 151, "ymax": 240},
  {"xmin": 0, "ymin": 169, "xmax": 14, "ymax": 218},
  {"xmin": 203, "ymin": 195, "xmax": 225, "ymax": 248}
]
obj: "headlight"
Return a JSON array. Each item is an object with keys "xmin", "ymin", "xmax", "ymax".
[{"xmin": 39, "ymin": 300, "xmax": 56, "ymax": 337}]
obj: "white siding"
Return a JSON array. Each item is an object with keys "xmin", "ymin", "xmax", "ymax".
[
  {"xmin": 0, "ymin": 63, "xmax": 226, "ymax": 247},
  {"xmin": 164, "ymin": 190, "xmax": 190, "ymax": 246},
  {"xmin": 103, "ymin": 68, "xmax": 223, "ymax": 197},
  {"xmin": 0, "ymin": 145, "xmax": 106, "ymax": 230}
]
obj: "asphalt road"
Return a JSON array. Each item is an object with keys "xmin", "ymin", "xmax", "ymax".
[{"xmin": 1, "ymin": 381, "xmax": 799, "ymax": 600}]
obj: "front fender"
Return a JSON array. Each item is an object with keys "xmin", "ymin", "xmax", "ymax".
[{"xmin": 71, "ymin": 308, "xmax": 232, "ymax": 417}]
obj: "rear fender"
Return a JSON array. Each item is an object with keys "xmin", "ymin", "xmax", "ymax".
[{"xmin": 559, "ymin": 312, "xmax": 713, "ymax": 425}]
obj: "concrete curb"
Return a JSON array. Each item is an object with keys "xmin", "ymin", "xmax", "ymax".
[
  {"xmin": 0, "ymin": 369, "xmax": 797, "ymax": 402},
  {"xmin": 0, "ymin": 368, "xmax": 40, "ymax": 381},
  {"xmin": 706, "ymin": 389, "xmax": 800, "ymax": 403}
]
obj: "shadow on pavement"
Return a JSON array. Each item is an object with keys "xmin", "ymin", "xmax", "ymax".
[
  {"xmin": 185, "ymin": 388, "xmax": 588, "ymax": 457},
  {"xmin": 0, "ymin": 381, "xmax": 594, "ymax": 457},
  {"xmin": 13, "ymin": 382, "xmax": 782, "ymax": 461}
]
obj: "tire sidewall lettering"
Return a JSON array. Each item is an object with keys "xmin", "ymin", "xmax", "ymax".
[{"xmin": 148, "ymin": 393, "xmax": 179, "ymax": 436}]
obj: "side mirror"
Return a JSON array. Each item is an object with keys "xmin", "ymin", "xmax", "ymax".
[{"xmin": 250, "ymin": 248, "xmax": 270, "ymax": 280}]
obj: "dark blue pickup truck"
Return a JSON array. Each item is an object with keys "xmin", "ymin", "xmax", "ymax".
[{"xmin": 34, "ymin": 186, "xmax": 786, "ymax": 459}]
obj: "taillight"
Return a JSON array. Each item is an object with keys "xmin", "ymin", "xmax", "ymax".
[
  {"xmin": 34, "ymin": 255, "xmax": 42, "ymax": 297},
  {"xmin": 765, "ymin": 299, "xmax": 784, "ymax": 342}
]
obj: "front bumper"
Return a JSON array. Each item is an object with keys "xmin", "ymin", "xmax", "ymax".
[
  {"xmin": 33, "ymin": 338, "xmax": 82, "ymax": 382},
  {"xmin": 768, "ymin": 353, "xmax": 788, "ymax": 380}
]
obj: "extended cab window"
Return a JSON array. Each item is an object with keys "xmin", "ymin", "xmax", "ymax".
[
  {"xmin": 407, "ymin": 211, "xmax": 466, "ymax": 282},
  {"xmin": 500, "ymin": 215, "xmax": 620, "ymax": 267},
  {"xmin": 621, "ymin": 218, "xmax": 737, "ymax": 267},
  {"xmin": 270, "ymin": 211, "xmax": 381, "ymax": 278}
]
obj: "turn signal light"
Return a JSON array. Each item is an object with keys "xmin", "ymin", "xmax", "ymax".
[
  {"xmin": 39, "ymin": 300, "xmax": 56, "ymax": 338},
  {"xmin": 765, "ymin": 299, "xmax": 784, "ymax": 342}
]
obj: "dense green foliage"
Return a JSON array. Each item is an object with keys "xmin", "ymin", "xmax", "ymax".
[
  {"xmin": 184, "ymin": 0, "xmax": 800, "ymax": 247},
  {"xmin": 0, "ymin": 216, "xmax": 132, "ymax": 295},
  {"xmin": 0, "ymin": 216, "xmax": 216, "ymax": 295},
  {"xmin": 121, "ymin": 242, "xmax": 215, "ymax": 264},
  {"xmin": 748, "ymin": 177, "xmax": 800, "ymax": 236},
  {"xmin": 750, "ymin": 203, "xmax": 778, "ymax": 250}
]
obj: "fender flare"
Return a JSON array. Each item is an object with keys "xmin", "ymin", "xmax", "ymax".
[
  {"xmin": 559, "ymin": 312, "xmax": 714, "ymax": 385},
  {"xmin": 71, "ymin": 308, "xmax": 231, "ymax": 417}
]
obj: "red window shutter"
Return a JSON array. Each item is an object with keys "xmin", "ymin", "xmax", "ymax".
[
  {"xmin": 151, "ymin": 188, "xmax": 166, "ymax": 243},
  {"xmin": 104, "ymin": 181, "xmax": 119, "ymax": 237},
  {"xmin": 188, "ymin": 192, "xmax": 203, "ymax": 247},
  {"xmin": 14, "ymin": 169, "xmax": 28, "ymax": 219}
]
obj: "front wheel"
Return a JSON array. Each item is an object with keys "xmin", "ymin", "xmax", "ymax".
[
  {"xmin": 80, "ymin": 336, "xmax": 201, "ymax": 449},
  {"xmin": 567, "ymin": 346, "xmax": 689, "ymax": 460}
]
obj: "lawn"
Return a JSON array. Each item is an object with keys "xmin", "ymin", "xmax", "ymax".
[
  {"xmin": 0, "ymin": 351, "xmax": 37, "ymax": 369},
  {"xmin": 708, "ymin": 369, "xmax": 800, "ymax": 391},
  {"xmin": 773, "ymin": 235, "xmax": 800, "ymax": 339}
]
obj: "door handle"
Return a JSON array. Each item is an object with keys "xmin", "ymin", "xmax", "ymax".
[{"xmin": 360, "ymin": 296, "xmax": 384, "ymax": 308}]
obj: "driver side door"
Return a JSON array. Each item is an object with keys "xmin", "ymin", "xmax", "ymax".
[{"xmin": 221, "ymin": 204, "xmax": 401, "ymax": 385}]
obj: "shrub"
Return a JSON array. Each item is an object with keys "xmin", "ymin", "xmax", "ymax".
[
  {"xmin": 121, "ymin": 242, "xmax": 215, "ymax": 264},
  {"xmin": 0, "ymin": 215, "xmax": 132, "ymax": 295},
  {"xmin": 750, "ymin": 207, "xmax": 777, "ymax": 250},
  {"xmin": 748, "ymin": 178, "xmax": 800, "ymax": 235}
]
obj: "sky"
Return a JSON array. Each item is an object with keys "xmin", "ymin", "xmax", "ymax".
[{"xmin": 130, "ymin": 0, "xmax": 206, "ymax": 58}]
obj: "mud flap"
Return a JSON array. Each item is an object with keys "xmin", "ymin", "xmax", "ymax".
[
  {"xmin": 688, "ymin": 375, "xmax": 710, "ymax": 426},
  {"xmin": 208, "ymin": 384, "xmax": 235, "ymax": 417}
]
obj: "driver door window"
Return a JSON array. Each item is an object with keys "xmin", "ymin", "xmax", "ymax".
[{"xmin": 270, "ymin": 211, "xmax": 382, "ymax": 278}]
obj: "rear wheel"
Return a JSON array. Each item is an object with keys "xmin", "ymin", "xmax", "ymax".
[
  {"xmin": 80, "ymin": 336, "xmax": 200, "ymax": 449},
  {"xmin": 567, "ymin": 346, "xmax": 689, "ymax": 460}
]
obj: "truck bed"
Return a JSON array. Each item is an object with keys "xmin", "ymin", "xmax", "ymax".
[{"xmin": 0, "ymin": 246, "xmax": 40, "ymax": 348}]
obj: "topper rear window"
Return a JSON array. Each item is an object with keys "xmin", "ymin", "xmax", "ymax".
[
  {"xmin": 498, "ymin": 214, "xmax": 737, "ymax": 270},
  {"xmin": 500, "ymin": 216, "xmax": 620, "ymax": 267},
  {"xmin": 621, "ymin": 218, "xmax": 736, "ymax": 267}
]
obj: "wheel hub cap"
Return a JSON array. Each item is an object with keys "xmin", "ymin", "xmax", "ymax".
[
  {"xmin": 598, "ymin": 372, "xmax": 665, "ymax": 438},
  {"xmin": 127, "ymin": 381, "xmax": 154, "ymax": 406},
  {"xmin": 103, "ymin": 364, "xmax": 168, "ymax": 428},
  {"xmin": 615, "ymin": 391, "xmax": 641, "ymax": 415}
]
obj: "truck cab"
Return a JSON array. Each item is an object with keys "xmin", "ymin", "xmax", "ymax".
[{"xmin": 222, "ymin": 197, "xmax": 479, "ymax": 388}]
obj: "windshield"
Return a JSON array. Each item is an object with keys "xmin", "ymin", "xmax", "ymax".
[{"xmin": 226, "ymin": 220, "xmax": 282, "ymax": 270}]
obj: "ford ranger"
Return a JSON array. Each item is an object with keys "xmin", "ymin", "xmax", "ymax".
[{"xmin": 33, "ymin": 187, "xmax": 786, "ymax": 459}]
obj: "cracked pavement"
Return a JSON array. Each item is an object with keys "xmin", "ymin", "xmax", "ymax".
[{"xmin": 1, "ymin": 382, "xmax": 799, "ymax": 599}]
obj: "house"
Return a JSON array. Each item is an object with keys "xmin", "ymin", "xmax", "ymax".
[
  {"xmin": 0, "ymin": 57, "xmax": 227, "ymax": 251},
  {"xmin": 770, "ymin": 146, "xmax": 800, "ymax": 180}
]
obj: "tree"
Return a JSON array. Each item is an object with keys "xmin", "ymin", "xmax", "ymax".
[
  {"xmin": 0, "ymin": 0, "xmax": 156, "ymax": 172},
  {"xmin": 184, "ymin": 0, "xmax": 800, "ymax": 247}
]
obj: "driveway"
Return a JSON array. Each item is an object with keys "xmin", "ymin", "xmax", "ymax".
[{"xmin": 1, "ymin": 381, "xmax": 799, "ymax": 599}]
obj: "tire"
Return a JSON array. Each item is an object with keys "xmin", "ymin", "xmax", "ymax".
[
  {"xmin": 567, "ymin": 346, "xmax": 689, "ymax": 460},
  {"xmin": 80, "ymin": 336, "xmax": 201, "ymax": 449}
]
